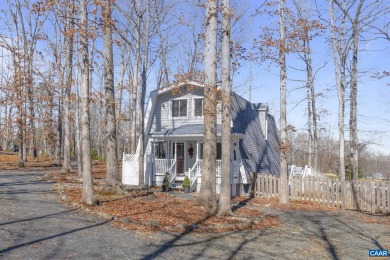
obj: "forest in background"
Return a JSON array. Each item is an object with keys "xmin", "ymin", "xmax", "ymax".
[{"xmin": 0, "ymin": 0, "xmax": 389, "ymax": 183}]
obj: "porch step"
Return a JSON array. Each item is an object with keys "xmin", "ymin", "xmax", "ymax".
[
  {"xmin": 171, "ymin": 179, "xmax": 184, "ymax": 189},
  {"xmin": 175, "ymin": 174, "xmax": 186, "ymax": 181}
]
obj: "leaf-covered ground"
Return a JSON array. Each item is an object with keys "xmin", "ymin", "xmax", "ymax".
[
  {"xmin": 0, "ymin": 152, "xmax": 54, "ymax": 169},
  {"xmin": 42, "ymin": 163, "xmax": 353, "ymax": 234}
]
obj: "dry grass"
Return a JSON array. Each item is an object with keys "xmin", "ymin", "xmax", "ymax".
[
  {"xmin": 0, "ymin": 153, "xmax": 55, "ymax": 169},
  {"xmin": 358, "ymin": 215, "xmax": 390, "ymax": 224},
  {"xmin": 233, "ymin": 197, "xmax": 341, "ymax": 212}
]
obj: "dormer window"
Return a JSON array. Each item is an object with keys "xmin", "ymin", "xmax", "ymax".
[
  {"xmin": 172, "ymin": 99, "xmax": 187, "ymax": 117},
  {"xmin": 194, "ymin": 98, "xmax": 204, "ymax": 117}
]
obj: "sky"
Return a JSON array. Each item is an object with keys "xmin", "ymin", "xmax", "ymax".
[
  {"xmin": 228, "ymin": 0, "xmax": 390, "ymax": 155},
  {"xmin": 0, "ymin": 0, "xmax": 389, "ymax": 155}
]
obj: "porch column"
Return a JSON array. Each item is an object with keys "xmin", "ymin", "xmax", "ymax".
[
  {"xmin": 196, "ymin": 141, "xmax": 199, "ymax": 160},
  {"xmin": 174, "ymin": 140, "xmax": 177, "ymax": 175}
]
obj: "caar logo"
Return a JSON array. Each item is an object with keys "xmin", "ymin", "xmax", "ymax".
[{"xmin": 369, "ymin": 250, "xmax": 388, "ymax": 257}]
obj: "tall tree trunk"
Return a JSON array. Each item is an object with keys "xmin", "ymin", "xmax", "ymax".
[
  {"xmin": 138, "ymin": 0, "xmax": 151, "ymax": 186},
  {"xmin": 278, "ymin": 0, "xmax": 289, "ymax": 204},
  {"xmin": 80, "ymin": 0, "xmax": 97, "ymax": 205},
  {"xmin": 306, "ymin": 73, "xmax": 312, "ymax": 167},
  {"xmin": 218, "ymin": 0, "xmax": 232, "ymax": 216},
  {"xmin": 329, "ymin": 0, "xmax": 346, "ymax": 208},
  {"xmin": 116, "ymin": 44, "xmax": 128, "ymax": 157},
  {"xmin": 62, "ymin": 1, "xmax": 74, "ymax": 172},
  {"xmin": 102, "ymin": 0, "xmax": 119, "ymax": 185},
  {"xmin": 305, "ymin": 37, "xmax": 318, "ymax": 169},
  {"xmin": 75, "ymin": 66, "xmax": 83, "ymax": 178},
  {"xmin": 54, "ymin": 82, "xmax": 63, "ymax": 165},
  {"xmin": 130, "ymin": 2, "xmax": 141, "ymax": 154},
  {"xmin": 200, "ymin": 0, "xmax": 218, "ymax": 211},
  {"xmin": 350, "ymin": 0, "xmax": 363, "ymax": 180},
  {"xmin": 13, "ymin": 52, "xmax": 24, "ymax": 167}
]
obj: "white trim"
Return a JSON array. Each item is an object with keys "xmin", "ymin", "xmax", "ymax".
[
  {"xmin": 192, "ymin": 97, "xmax": 204, "ymax": 118},
  {"xmin": 170, "ymin": 98, "xmax": 189, "ymax": 119},
  {"xmin": 157, "ymin": 80, "xmax": 203, "ymax": 95}
]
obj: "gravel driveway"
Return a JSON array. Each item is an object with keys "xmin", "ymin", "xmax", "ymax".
[{"xmin": 0, "ymin": 169, "xmax": 389, "ymax": 259}]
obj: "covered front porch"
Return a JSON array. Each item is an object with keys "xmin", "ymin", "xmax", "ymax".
[{"xmin": 148, "ymin": 137, "xmax": 240, "ymax": 192}]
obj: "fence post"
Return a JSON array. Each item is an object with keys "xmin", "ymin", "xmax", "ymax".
[
  {"xmin": 351, "ymin": 180, "xmax": 356, "ymax": 210},
  {"xmin": 371, "ymin": 181, "xmax": 376, "ymax": 214},
  {"xmin": 345, "ymin": 181, "xmax": 351, "ymax": 209},
  {"xmin": 336, "ymin": 179, "xmax": 340, "ymax": 208},
  {"xmin": 272, "ymin": 176, "xmax": 278, "ymax": 198},
  {"xmin": 381, "ymin": 181, "xmax": 385, "ymax": 213},
  {"xmin": 376, "ymin": 181, "xmax": 380, "ymax": 213},
  {"xmin": 387, "ymin": 181, "xmax": 390, "ymax": 214}
]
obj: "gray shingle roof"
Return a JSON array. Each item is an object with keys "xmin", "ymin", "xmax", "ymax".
[{"xmin": 231, "ymin": 93, "xmax": 280, "ymax": 176}]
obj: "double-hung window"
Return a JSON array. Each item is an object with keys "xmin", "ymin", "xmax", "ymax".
[
  {"xmin": 172, "ymin": 99, "xmax": 187, "ymax": 117},
  {"xmin": 194, "ymin": 98, "xmax": 204, "ymax": 117},
  {"xmin": 152, "ymin": 142, "xmax": 166, "ymax": 159}
]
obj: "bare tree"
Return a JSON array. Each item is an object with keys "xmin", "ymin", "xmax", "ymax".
[
  {"xmin": 80, "ymin": 0, "xmax": 97, "ymax": 205},
  {"xmin": 329, "ymin": 0, "xmax": 347, "ymax": 207},
  {"xmin": 62, "ymin": 0, "xmax": 74, "ymax": 173},
  {"xmin": 218, "ymin": 0, "xmax": 232, "ymax": 216},
  {"xmin": 201, "ymin": 0, "xmax": 218, "ymax": 211},
  {"xmin": 102, "ymin": 0, "xmax": 119, "ymax": 186},
  {"xmin": 278, "ymin": 0, "xmax": 289, "ymax": 204}
]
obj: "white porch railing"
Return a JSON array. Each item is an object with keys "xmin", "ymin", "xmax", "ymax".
[
  {"xmin": 197, "ymin": 160, "xmax": 221, "ymax": 176},
  {"xmin": 154, "ymin": 158, "xmax": 175, "ymax": 175},
  {"xmin": 168, "ymin": 160, "xmax": 176, "ymax": 186},
  {"xmin": 189, "ymin": 160, "xmax": 201, "ymax": 191},
  {"xmin": 289, "ymin": 164, "xmax": 328, "ymax": 180}
]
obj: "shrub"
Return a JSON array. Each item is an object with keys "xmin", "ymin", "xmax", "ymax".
[
  {"xmin": 182, "ymin": 176, "xmax": 190, "ymax": 187},
  {"xmin": 163, "ymin": 173, "xmax": 169, "ymax": 186}
]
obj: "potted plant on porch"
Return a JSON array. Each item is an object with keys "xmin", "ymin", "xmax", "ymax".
[
  {"xmin": 182, "ymin": 176, "xmax": 191, "ymax": 193},
  {"xmin": 162, "ymin": 173, "xmax": 169, "ymax": 192}
]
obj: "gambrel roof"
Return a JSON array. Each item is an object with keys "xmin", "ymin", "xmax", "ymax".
[
  {"xmin": 230, "ymin": 93, "xmax": 280, "ymax": 176},
  {"xmin": 146, "ymin": 81, "xmax": 280, "ymax": 176}
]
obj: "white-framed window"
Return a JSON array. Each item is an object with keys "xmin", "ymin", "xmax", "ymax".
[
  {"xmin": 152, "ymin": 141, "xmax": 166, "ymax": 159},
  {"xmin": 193, "ymin": 98, "xmax": 204, "ymax": 117},
  {"xmin": 171, "ymin": 99, "xmax": 187, "ymax": 117}
]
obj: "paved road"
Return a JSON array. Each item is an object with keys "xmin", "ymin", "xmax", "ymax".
[{"xmin": 1, "ymin": 169, "xmax": 389, "ymax": 259}]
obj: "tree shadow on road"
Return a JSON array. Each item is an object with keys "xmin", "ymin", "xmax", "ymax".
[
  {"xmin": 0, "ymin": 219, "xmax": 111, "ymax": 254},
  {"xmin": 0, "ymin": 208, "xmax": 79, "ymax": 226}
]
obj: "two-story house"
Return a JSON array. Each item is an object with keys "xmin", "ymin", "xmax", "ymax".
[{"xmin": 122, "ymin": 80, "xmax": 280, "ymax": 196}]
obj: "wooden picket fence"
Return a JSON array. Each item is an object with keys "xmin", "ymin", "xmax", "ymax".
[{"xmin": 255, "ymin": 173, "xmax": 390, "ymax": 214}]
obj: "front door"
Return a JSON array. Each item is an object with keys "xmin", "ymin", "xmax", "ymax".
[{"xmin": 173, "ymin": 143, "xmax": 185, "ymax": 174}]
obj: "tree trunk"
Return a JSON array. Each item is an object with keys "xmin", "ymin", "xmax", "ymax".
[
  {"xmin": 62, "ymin": 1, "xmax": 74, "ymax": 173},
  {"xmin": 218, "ymin": 0, "xmax": 232, "ymax": 216},
  {"xmin": 305, "ymin": 37, "xmax": 318, "ymax": 169},
  {"xmin": 350, "ymin": 1, "xmax": 363, "ymax": 179},
  {"xmin": 80, "ymin": 0, "xmax": 97, "ymax": 205},
  {"xmin": 200, "ymin": 0, "xmax": 218, "ymax": 211},
  {"xmin": 329, "ymin": 0, "xmax": 346, "ymax": 208},
  {"xmin": 278, "ymin": 0, "xmax": 289, "ymax": 204},
  {"xmin": 138, "ymin": 0, "xmax": 151, "ymax": 186},
  {"xmin": 75, "ymin": 67, "xmax": 83, "ymax": 178},
  {"xmin": 130, "ymin": 4, "xmax": 141, "ymax": 154},
  {"xmin": 102, "ymin": 0, "xmax": 119, "ymax": 185}
]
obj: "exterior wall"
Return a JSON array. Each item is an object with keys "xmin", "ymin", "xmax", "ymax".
[{"xmin": 150, "ymin": 85, "xmax": 221, "ymax": 133}]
